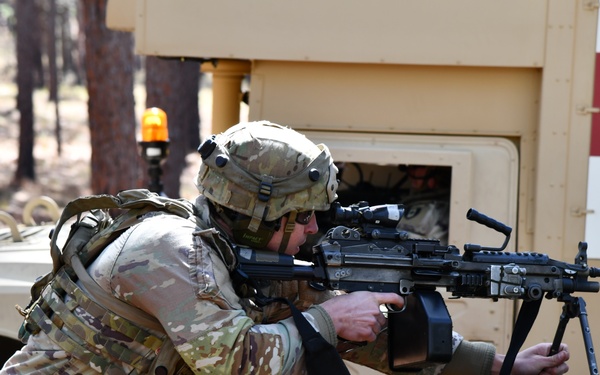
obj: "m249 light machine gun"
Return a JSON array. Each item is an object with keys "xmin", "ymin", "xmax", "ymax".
[{"xmin": 233, "ymin": 202, "xmax": 600, "ymax": 374}]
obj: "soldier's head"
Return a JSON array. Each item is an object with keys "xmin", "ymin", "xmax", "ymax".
[
  {"xmin": 196, "ymin": 121, "xmax": 338, "ymax": 254},
  {"xmin": 405, "ymin": 165, "xmax": 451, "ymax": 192}
]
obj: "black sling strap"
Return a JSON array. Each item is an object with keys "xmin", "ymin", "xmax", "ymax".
[
  {"xmin": 499, "ymin": 298, "xmax": 543, "ymax": 375},
  {"xmin": 272, "ymin": 297, "xmax": 350, "ymax": 375},
  {"xmin": 233, "ymin": 266, "xmax": 349, "ymax": 374}
]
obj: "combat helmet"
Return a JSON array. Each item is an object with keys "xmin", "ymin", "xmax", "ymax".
[{"xmin": 196, "ymin": 121, "xmax": 338, "ymax": 250}]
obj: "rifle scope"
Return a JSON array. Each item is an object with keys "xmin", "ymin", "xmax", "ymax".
[{"xmin": 331, "ymin": 201, "xmax": 404, "ymax": 228}]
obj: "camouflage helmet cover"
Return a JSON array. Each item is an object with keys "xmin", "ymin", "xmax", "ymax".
[{"xmin": 196, "ymin": 121, "xmax": 338, "ymax": 231}]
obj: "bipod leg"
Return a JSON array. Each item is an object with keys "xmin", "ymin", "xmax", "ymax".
[
  {"xmin": 550, "ymin": 297, "xmax": 598, "ymax": 375},
  {"xmin": 549, "ymin": 299, "xmax": 572, "ymax": 356},
  {"xmin": 576, "ymin": 297, "xmax": 598, "ymax": 375}
]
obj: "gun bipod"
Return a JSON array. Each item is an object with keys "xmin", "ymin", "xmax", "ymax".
[{"xmin": 550, "ymin": 296, "xmax": 598, "ymax": 375}]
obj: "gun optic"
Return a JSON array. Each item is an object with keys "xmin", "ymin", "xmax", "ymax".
[{"xmin": 331, "ymin": 202, "xmax": 404, "ymax": 228}]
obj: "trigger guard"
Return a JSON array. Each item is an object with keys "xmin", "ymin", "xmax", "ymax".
[{"xmin": 386, "ymin": 301, "xmax": 406, "ymax": 313}]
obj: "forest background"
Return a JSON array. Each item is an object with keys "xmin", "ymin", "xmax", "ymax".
[{"xmin": 0, "ymin": 0, "xmax": 223, "ymax": 224}]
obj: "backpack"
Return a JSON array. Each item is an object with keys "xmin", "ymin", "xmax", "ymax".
[
  {"xmin": 18, "ymin": 188, "xmax": 348, "ymax": 375},
  {"xmin": 17, "ymin": 189, "xmax": 198, "ymax": 374}
]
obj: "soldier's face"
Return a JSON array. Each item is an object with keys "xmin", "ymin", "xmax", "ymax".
[
  {"xmin": 408, "ymin": 166, "xmax": 437, "ymax": 191},
  {"xmin": 265, "ymin": 214, "xmax": 319, "ymax": 255}
]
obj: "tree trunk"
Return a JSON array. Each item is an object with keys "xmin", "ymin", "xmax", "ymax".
[
  {"xmin": 31, "ymin": 1, "xmax": 45, "ymax": 89},
  {"xmin": 145, "ymin": 57, "xmax": 201, "ymax": 198},
  {"xmin": 47, "ymin": 0, "xmax": 58, "ymax": 102},
  {"xmin": 75, "ymin": 0, "xmax": 86, "ymax": 86},
  {"xmin": 59, "ymin": 3, "xmax": 82, "ymax": 84},
  {"xmin": 82, "ymin": 0, "xmax": 143, "ymax": 195},
  {"xmin": 13, "ymin": 0, "xmax": 37, "ymax": 185},
  {"xmin": 47, "ymin": 0, "xmax": 62, "ymax": 155}
]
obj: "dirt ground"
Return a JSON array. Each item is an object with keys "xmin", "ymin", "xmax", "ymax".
[{"xmin": 0, "ymin": 17, "xmax": 91, "ymax": 222}]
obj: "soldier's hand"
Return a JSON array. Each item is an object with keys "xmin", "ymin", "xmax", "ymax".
[
  {"xmin": 493, "ymin": 343, "xmax": 569, "ymax": 375},
  {"xmin": 319, "ymin": 291, "xmax": 404, "ymax": 342}
]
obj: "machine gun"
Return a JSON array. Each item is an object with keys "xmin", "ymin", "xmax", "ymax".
[{"xmin": 233, "ymin": 202, "xmax": 600, "ymax": 374}]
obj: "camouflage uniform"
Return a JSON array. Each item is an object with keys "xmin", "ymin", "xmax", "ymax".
[
  {"xmin": 1, "ymin": 122, "xmax": 496, "ymax": 375},
  {"xmin": 1, "ymin": 196, "xmax": 336, "ymax": 374},
  {"xmin": 397, "ymin": 199, "xmax": 449, "ymax": 245},
  {"xmin": 396, "ymin": 167, "xmax": 451, "ymax": 246},
  {"xmin": 341, "ymin": 331, "xmax": 496, "ymax": 375},
  {"xmin": 0, "ymin": 200, "xmax": 495, "ymax": 375}
]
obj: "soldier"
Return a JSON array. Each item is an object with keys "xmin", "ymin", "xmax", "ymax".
[
  {"xmin": 1, "ymin": 121, "xmax": 569, "ymax": 374},
  {"xmin": 396, "ymin": 165, "xmax": 451, "ymax": 245}
]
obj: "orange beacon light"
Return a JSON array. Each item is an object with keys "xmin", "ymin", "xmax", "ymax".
[
  {"xmin": 141, "ymin": 107, "xmax": 169, "ymax": 142},
  {"xmin": 139, "ymin": 107, "xmax": 169, "ymax": 194}
]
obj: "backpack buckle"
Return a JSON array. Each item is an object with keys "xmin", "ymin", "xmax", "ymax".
[{"xmin": 258, "ymin": 181, "xmax": 272, "ymax": 202}]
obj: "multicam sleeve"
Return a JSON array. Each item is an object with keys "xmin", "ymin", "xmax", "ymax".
[
  {"xmin": 104, "ymin": 214, "xmax": 334, "ymax": 374},
  {"xmin": 438, "ymin": 339, "xmax": 496, "ymax": 375},
  {"xmin": 341, "ymin": 331, "xmax": 485, "ymax": 375}
]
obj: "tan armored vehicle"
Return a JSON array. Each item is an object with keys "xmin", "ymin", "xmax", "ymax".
[
  {"xmin": 106, "ymin": 1, "xmax": 600, "ymax": 373},
  {"xmin": 0, "ymin": 1, "xmax": 598, "ymax": 373}
]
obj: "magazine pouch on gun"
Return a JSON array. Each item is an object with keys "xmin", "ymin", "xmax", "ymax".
[{"xmin": 388, "ymin": 290, "xmax": 453, "ymax": 371}]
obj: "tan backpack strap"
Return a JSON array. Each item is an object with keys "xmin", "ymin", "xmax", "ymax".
[
  {"xmin": 68, "ymin": 252, "xmax": 164, "ymax": 333},
  {"xmin": 41, "ymin": 188, "xmax": 198, "ymax": 374},
  {"xmin": 50, "ymin": 189, "xmax": 198, "ymax": 274},
  {"xmin": 50, "ymin": 194, "xmax": 121, "ymax": 273},
  {"xmin": 68, "ymin": 232, "xmax": 191, "ymax": 374}
]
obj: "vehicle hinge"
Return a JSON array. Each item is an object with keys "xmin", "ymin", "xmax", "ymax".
[
  {"xmin": 577, "ymin": 106, "xmax": 600, "ymax": 115},
  {"xmin": 571, "ymin": 207, "xmax": 595, "ymax": 217},
  {"xmin": 584, "ymin": 0, "xmax": 600, "ymax": 10}
]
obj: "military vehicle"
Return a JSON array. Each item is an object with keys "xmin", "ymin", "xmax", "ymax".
[
  {"xmin": 0, "ymin": 199, "xmax": 59, "ymax": 364},
  {"xmin": 105, "ymin": 1, "xmax": 600, "ymax": 373},
  {"xmin": 1, "ymin": 1, "xmax": 599, "ymax": 373}
]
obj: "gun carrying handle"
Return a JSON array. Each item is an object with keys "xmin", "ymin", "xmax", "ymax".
[
  {"xmin": 466, "ymin": 208, "xmax": 512, "ymax": 237},
  {"xmin": 465, "ymin": 208, "xmax": 512, "ymax": 252}
]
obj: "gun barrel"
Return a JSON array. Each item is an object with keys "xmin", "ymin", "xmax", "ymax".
[
  {"xmin": 563, "ymin": 279, "xmax": 600, "ymax": 293},
  {"xmin": 590, "ymin": 267, "xmax": 600, "ymax": 278},
  {"xmin": 292, "ymin": 265, "xmax": 324, "ymax": 280},
  {"xmin": 239, "ymin": 264, "xmax": 320, "ymax": 281}
]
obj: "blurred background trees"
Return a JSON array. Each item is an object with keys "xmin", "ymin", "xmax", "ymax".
[
  {"xmin": 5, "ymin": 0, "xmax": 203, "ymax": 200},
  {"xmin": 13, "ymin": 0, "xmax": 37, "ymax": 184},
  {"xmin": 145, "ymin": 57, "xmax": 200, "ymax": 198},
  {"xmin": 82, "ymin": 0, "xmax": 143, "ymax": 194}
]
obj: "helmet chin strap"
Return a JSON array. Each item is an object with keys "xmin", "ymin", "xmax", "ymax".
[{"xmin": 278, "ymin": 211, "xmax": 297, "ymax": 254}]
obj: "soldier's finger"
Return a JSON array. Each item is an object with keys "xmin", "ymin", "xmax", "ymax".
[{"xmin": 373, "ymin": 292, "xmax": 404, "ymax": 309}]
